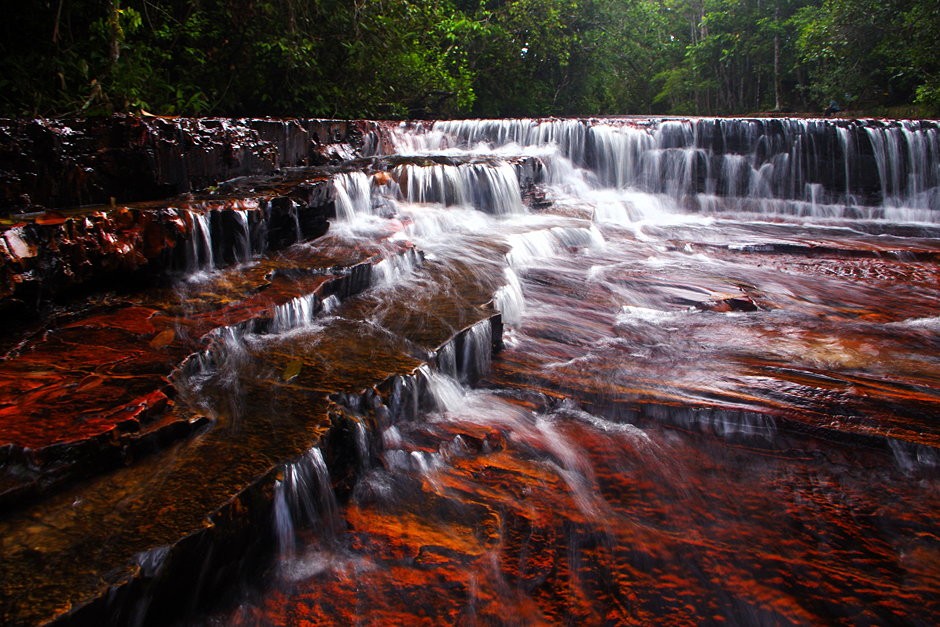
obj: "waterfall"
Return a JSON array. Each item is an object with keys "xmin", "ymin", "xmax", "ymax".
[
  {"xmin": 333, "ymin": 171, "xmax": 374, "ymax": 220},
  {"xmin": 459, "ymin": 319, "xmax": 493, "ymax": 385},
  {"xmin": 271, "ymin": 294, "xmax": 319, "ymax": 333},
  {"xmin": 835, "ymin": 126, "xmax": 854, "ymax": 205},
  {"xmin": 273, "ymin": 447, "xmax": 342, "ymax": 559},
  {"xmin": 353, "ymin": 421, "xmax": 370, "ymax": 473},
  {"xmin": 424, "ymin": 369, "xmax": 466, "ymax": 414},
  {"xmin": 230, "ymin": 209, "xmax": 252, "ymax": 263},
  {"xmin": 900, "ymin": 122, "xmax": 935, "ymax": 202},
  {"xmin": 865, "ymin": 126, "xmax": 900, "ymax": 207},
  {"xmin": 386, "ymin": 366, "xmax": 428, "ymax": 423},
  {"xmin": 432, "ymin": 118, "xmax": 592, "ymax": 166},
  {"xmin": 320, "ymin": 294, "xmax": 341, "ymax": 315},
  {"xmin": 420, "ymin": 117, "xmax": 940, "ymax": 220},
  {"xmin": 394, "ymin": 162, "xmax": 526, "ymax": 215},
  {"xmin": 505, "ymin": 225, "xmax": 604, "ymax": 269},
  {"xmin": 591, "ymin": 124, "xmax": 655, "ymax": 190},
  {"xmin": 370, "ymin": 246, "xmax": 422, "ymax": 287},
  {"xmin": 395, "ymin": 163, "xmax": 468, "ymax": 206},
  {"xmin": 11, "ymin": 112, "xmax": 940, "ymax": 627},
  {"xmin": 494, "ymin": 267, "xmax": 525, "ymax": 328},
  {"xmin": 185, "ymin": 212, "xmax": 215, "ymax": 272},
  {"xmin": 178, "ymin": 206, "xmax": 258, "ymax": 276},
  {"xmin": 272, "ymin": 478, "xmax": 295, "ymax": 558},
  {"xmin": 330, "ymin": 317, "xmax": 501, "ymax": 427},
  {"xmin": 436, "ymin": 341, "xmax": 458, "ymax": 379},
  {"xmin": 465, "ymin": 163, "xmax": 526, "ymax": 214}
]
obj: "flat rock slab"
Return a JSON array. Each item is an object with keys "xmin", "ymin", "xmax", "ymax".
[{"xmin": 489, "ymin": 218, "xmax": 940, "ymax": 452}]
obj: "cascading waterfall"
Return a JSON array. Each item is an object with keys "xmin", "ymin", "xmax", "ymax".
[
  {"xmin": 436, "ymin": 341, "xmax": 458, "ymax": 379},
  {"xmin": 409, "ymin": 117, "xmax": 940, "ymax": 220},
  {"xmin": 385, "ymin": 366, "xmax": 428, "ymax": 423},
  {"xmin": 370, "ymin": 246, "xmax": 423, "ymax": 287},
  {"xmin": 331, "ymin": 317, "xmax": 502, "ymax": 430},
  {"xmin": 348, "ymin": 117, "xmax": 938, "ymax": 230},
  {"xmin": 493, "ymin": 268, "xmax": 525, "ymax": 328},
  {"xmin": 591, "ymin": 124, "xmax": 656, "ymax": 191},
  {"xmin": 31, "ymin": 114, "xmax": 936, "ymax": 627},
  {"xmin": 229, "ymin": 209, "xmax": 252, "ymax": 263},
  {"xmin": 902, "ymin": 124, "xmax": 932, "ymax": 201},
  {"xmin": 273, "ymin": 447, "xmax": 342, "ymax": 559},
  {"xmin": 394, "ymin": 163, "xmax": 469, "ymax": 207},
  {"xmin": 431, "ymin": 118, "xmax": 592, "ymax": 167},
  {"xmin": 320, "ymin": 294, "xmax": 341, "ymax": 315},
  {"xmin": 459, "ymin": 319, "xmax": 493, "ymax": 385},
  {"xmin": 836, "ymin": 126, "xmax": 855, "ymax": 205},
  {"xmin": 178, "ymin": 207, "xmax": 260, "ymax": 277},
  {"xmin": 394, "ymin": 162, "xmax": 526, "ymax": 215},
  {"xmin": 185, "ymin": 211, "xmax": 215, "ymax": 272},
  {"xmin": 271, "ymin": 294, "xmax": 320, "ymax": 333},
  {"xmin": 332, "ymin": 171, "xmax": 375, "ymax": 220},
  {"xmin": 505, "ymin": 225, "xmax": 605, "ymax": 268}
]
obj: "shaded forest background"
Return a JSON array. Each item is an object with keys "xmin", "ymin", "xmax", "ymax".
[{"xmin": 1, "ymin": 0, "xmax": 938, "ymax": 119}]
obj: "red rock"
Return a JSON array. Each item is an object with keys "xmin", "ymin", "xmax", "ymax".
[{"xmin": 34, "ymin": 211, "xmax": 67, "ymax": 226}]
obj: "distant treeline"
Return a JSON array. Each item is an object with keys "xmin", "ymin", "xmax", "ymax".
[{"xmin": 1, "ymin": 1, "xmax": 938, "ymax": 118}]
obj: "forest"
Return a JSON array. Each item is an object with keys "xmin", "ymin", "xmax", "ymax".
[{"xmin": 1, "ymin": 0, "xmax": 938, "ymax": 119}]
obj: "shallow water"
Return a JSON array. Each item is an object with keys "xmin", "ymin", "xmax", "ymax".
[{"xmin": 191, "ymin": 119, "xmax": 940, "ymax": 625}]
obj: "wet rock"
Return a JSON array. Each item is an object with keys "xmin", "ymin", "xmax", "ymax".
[
  {"xmin": 0, "ymin": 209, "xmax": 185, "ymax": 312},
  {"xmin": 0, "ymin": 116, "xmax": 379, "ymax": 215},
  {"xmin": 696, "ymin": 293, "xmax": 761, "ymax": 312},
  {"xmin": 0, "ymin": 180, "xmax": 341, "ymax": 314},
  {"xmin": 0, "ymin": 283, "xmax": 505, "ymax": 625}
]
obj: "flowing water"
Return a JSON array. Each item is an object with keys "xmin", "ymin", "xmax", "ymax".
[
  {"xmin": 1, "ymin": 118, "xmax": 938, "ymax": 626},
  {"xmin": 191, "ymin": 118, "xmax": 939, "ymax": 625}
]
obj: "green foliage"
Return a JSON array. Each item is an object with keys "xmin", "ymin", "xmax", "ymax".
[
  {"xmin": 0, "ymin": 0, "xmax": 936, "ymax": 118},
  {"xmin": 902, "ymin": 1, "xmax": 940, "ymax": 114},
  {"xmin": 793, "ymin": 0, "xmax": 938, "ymax": 112}
]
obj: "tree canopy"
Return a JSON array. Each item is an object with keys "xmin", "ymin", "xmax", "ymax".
[{"xmin": 1, "ymin": 0, "xmax": 937, "ymax": 118}]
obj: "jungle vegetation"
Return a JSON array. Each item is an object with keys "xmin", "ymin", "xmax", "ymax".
[{"xmin": 1, "ymin": 0, "xmax": 938, "ymax": 118}]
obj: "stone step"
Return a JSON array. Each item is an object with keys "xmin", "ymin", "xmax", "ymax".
[
  {"xmin": 0, "ymin": 224, "xmax": 507, "ymax": 624},
  {"xmin": 0, "ymin": 229, "xmax": 418, "ymax": 512}
]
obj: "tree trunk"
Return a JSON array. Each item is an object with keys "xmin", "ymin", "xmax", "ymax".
[{"xmin": 108, "ymin": 1, "xmax": 121, "ymax": 65}]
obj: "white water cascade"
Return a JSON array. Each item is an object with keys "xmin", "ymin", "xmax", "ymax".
[
  {"xmin": 271, "ymin": 293, "xmax": 319, "ymax": 333},
  {"xmin": 332, "ymin": 171, "xmax": 375, "ymax": 220},
  {"xmin": 184, "ymin": 211, "xmax": 215, "ymax": 272},
  {"xmin": 394, "ymin": 162, "xmax": 526, "ymax": 215},
  {"xmin": 273, "ymin": 447, "xmax": 342, "ymax": 559},
  {"xmin": 405, "ymin": 117, "xmax": 940, "ymax": 221}
]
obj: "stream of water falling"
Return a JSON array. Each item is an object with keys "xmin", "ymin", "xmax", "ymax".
[{"xmin": 199, "ymin": 118, "xmax": 938, "ymax": 625}]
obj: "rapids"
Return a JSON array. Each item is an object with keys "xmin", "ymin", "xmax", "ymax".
[{"xmin": 1, "ymin": 117, "xmax": 938, "ymax": 626}]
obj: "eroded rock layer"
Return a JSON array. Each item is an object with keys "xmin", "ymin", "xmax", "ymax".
[{"xmin": 0, "ymin": 116, "xmax": 375, "ymax": 213}]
